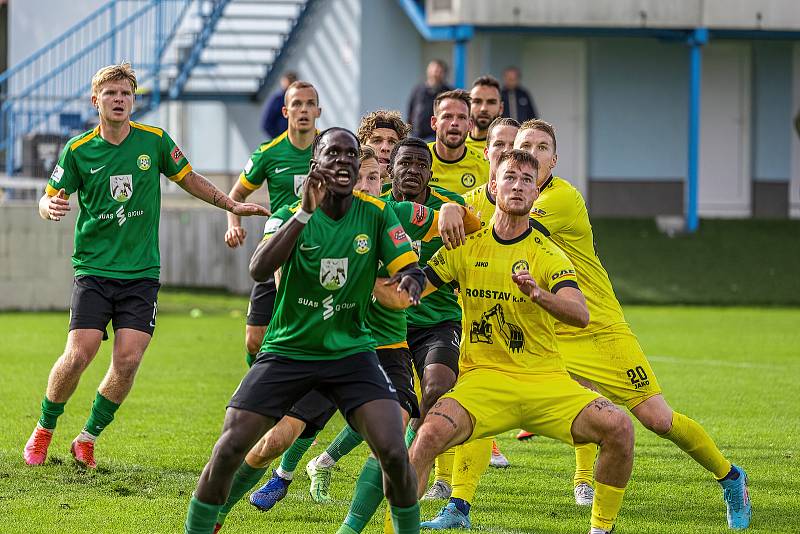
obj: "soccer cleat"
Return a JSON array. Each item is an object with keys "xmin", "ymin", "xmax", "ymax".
[
  {"xmin": 421, "ymin": 502, "xmax": 471, "ymax": 530},
  {"xmin": 574, "ymin": 482, "xmax": 594, "ymax": 506},
  {"xmin": 70, "ymin": 438, "xmax": 97, "ymax": 468},
  {"xmin": 720, "ymin": 465, "xmax": 751, "ymax": 530},
  {"xmin": 249, "ymin": 470, "xmax": 291, "ymax": 511},
  {"xmin": 23, "ymin": 426, "xmax": 54, "ymax": 466},
  {"xmin": 422, "ymin": 479, "xmax": 452, "ymax": 501},
  {"xmin": 213, "ymin": 523, "xmax": 222, "ymax": 534},
  {"xmin": 516, "ymin": 430, "xmax": 536, "ymax": 441},
  {"xmin": 489, "ymin": 441, "xmax": 510, "ymax": 468},
  {"xmin": 305, "ymin": 459, "xmax": 332, "ymax": 503}
]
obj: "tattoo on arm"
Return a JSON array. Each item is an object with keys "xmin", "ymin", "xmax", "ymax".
[{"xmin": 429, "ymin": 411, "xmax": 457, "ymax": 430}]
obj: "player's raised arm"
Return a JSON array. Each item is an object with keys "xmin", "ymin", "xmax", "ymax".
[
  {"xmin": 249, "ymin": 166, "xmax": 329, "ymax": 281},
  {"xmin": 437, "ymin": 202, "xmax": 481, "ymax": 249},
  {"xmin": 512, "ymin": 268, "xmax": 589, "ymax": 328},
  {"xmin": 176, "ymin": 170, "xmax": 269, "ymax": 216}
]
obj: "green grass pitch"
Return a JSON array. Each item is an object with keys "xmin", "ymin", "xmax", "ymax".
[{"xmin": 1, "ymin": 291, "xmax": 798, "ymax": 533}]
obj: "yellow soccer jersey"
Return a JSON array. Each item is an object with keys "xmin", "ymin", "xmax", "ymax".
[
  {"xmin": 427, "ymin": 225, "xmax": 579, "ymax": 375},
  {"xmin": 465, "ymin": 134, "xmax": 487, "ymax": 155},
  {"xmin": 532, "ymin": 176, "xmax": 626, "ymax": 335},
  {"xmin": 462, "ymin": 183, "xmax": 495, "ymax": 229},
  {"xmin": 428, "ymin": 142, "xmax": 490, "ymax": 194}
]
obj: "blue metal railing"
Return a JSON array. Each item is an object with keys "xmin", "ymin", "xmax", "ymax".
[{"xmin": 0, "ymin": 0, "xmax": 193, "ymax": 176}]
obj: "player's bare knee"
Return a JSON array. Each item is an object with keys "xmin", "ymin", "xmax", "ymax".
[
  {"xmin": 640, "ymin": 410, "xmax": 673, "ymax": 435},
  {"xmin": 60, "ymin": 347, "xmax": 94, "ymax": 373},
  {"xmin": 605, "ymin": 411, "xmax": 634, "ymax": 456},
  {"xmin": 413, "ymin": 423, "xmax": 449, "ymax": 460},
  {"xmin": 375, "ymin": 441, "xmax": 409, "ymax": 477}
]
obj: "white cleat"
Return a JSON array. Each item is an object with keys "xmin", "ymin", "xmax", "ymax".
[
  {"xmin": 422, "ymin": 479, "xmax": 452, "ymax": 501},
  {"xmin": 574, "ymin": 482, "xmax": 594, "ymax": 506}
]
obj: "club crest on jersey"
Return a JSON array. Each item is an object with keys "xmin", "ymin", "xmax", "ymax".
[
  {"xmin": 320, "ymin": 258, "xmax": 348, "ymax": 290},
  {"xmin": 461, "ymin": 173, "xmax": 476, "ymax": 188},
  {"xmin": 353, "ymin": 234, "xmax": 371, "ymax": 254},
  {"xmin": 511, "ymin": 259, "xmax": 529, "ymax": 275},
  {"xmin": 137, "ymin": 154, "xmax": 151, "ymax": 171},
  {"xmin": 293, "ymin": 174, "xmax": 306, "ymax": 197},
  {"xmin": 110, "ymin": 174, "xmax": 133, "ymax": 202}
]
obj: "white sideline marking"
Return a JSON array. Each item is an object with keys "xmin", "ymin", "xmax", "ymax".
[{"xmin": 649, "ymin": 355, "xmax": 786, "ymax": 371}]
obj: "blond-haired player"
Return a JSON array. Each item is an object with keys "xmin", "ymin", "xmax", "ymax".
[
  {"xmin": 515, "ymin": 119, "xmax": 751, "ymax": 529},
  {"xmin": 24, "ymin": 63, "xmax": 267, "ymax": 469},
  {"xmin": 382, "ymin": 149, "xmax": 635, "ymax": 534}
]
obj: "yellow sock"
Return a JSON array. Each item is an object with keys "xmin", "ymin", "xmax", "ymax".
[
  {"xmin": 451, "ymin": 437, "xmax": 492, "ymax": 502},
  {"xmin": 383, "ymin": 505, "xmax": 394, "ymax": 534},
  {"xmin": 662, "ymin": 411, "xmax": 731, "ymax": 479},
  {"xmin": 434, "ymin": 448, "xmax": 455, "ymax": 485},
  {"xmin": 574, "ymin": 442, "xmax": 598, "ymax": 486},
  {"xmin": 591, "ymin": 481, "xmax": 626, "ymax": 531}
]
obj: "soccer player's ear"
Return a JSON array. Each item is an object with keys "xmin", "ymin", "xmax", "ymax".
[{"xmin": 282, "ymin": 106, "xmax": 289, "ymax": 119}]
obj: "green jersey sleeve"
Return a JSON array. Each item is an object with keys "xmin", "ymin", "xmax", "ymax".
[
  {"xmin": 261, "ymin": 203, "xmax": 295, "ymax": 240},
  {"xmin": 239, "ymin": 145, "xmax": 271, "ymax": 191},
  {"xmin": 159, "ymin": 131, "xmax": 192, "ymax": 182},
  {"xmin": 390, "ymin": 201, "xmax": 439, "ymax": 242},
  {"xmin": 378, "ymin": 204, "xmax": 419, "ymax": 276},
  {"xmin": 45, "ymin": 142, "xmax": 81, "ymax": 197}
]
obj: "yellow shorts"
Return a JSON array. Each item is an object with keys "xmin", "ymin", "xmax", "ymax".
[
  {"xmin": 558, "ymin": 324, "xmax": 662, "ymax": 410},
  {"xmin": 441, "ymin": 368, "xmax": 601, "ymax": 446}
]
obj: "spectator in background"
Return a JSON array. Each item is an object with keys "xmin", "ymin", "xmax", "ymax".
[
  {"xmin": 501, "ymin": 66, "xmax": 538, "ymax": 123},
  {"xmin": 407, "ymin": 59, "xmax": 453, "ymax": 141},
  {"xmin": 261, "ymin": 71, "xmax": 298, "ymax": 139}
]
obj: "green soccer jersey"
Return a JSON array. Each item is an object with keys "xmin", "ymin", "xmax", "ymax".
[
  {"xmin": 45, "ymin": 121, "xmax": 191, "ymax": 280},
  {"xmin": 382, "ymin": 186, "xmax": 465, "ymax": 328},
  {"xmin": 260, "ymin": 191, "xmax": 419, "ymax": 359},
  {"xmin": 238, "ymin": 131, "xmax": 313, "ymax": 212},
  {"xmin": 367, "ymin": 200, "xmax": 439, "ymax": 348}
]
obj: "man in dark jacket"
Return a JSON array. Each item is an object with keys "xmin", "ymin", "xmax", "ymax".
[
  {"xmin": 261, "ymin": 71, "xmax": 298, "ymax": 139},
  {"xmin": 501, "ymin": 67, "xmax": 538, "ymax": 123},
  {"xmin": 407, "ymin": 60, "xmax": 452, "ymax": 141}
]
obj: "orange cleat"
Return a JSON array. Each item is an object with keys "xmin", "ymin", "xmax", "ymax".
[
  {"xmin": 23, "ymin": 426, "xmax": 54, "ymax": 466},
  {"xmin": 70, "ymin": 438, "xmax": 97, "ymax": 468},
  {"xmin": 516, "ymin": 430, "xmax": 536, "ymax": 441}
]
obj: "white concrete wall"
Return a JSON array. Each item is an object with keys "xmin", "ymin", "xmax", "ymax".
[{"xmin": 0, "ymin": 204, "xmax": 265, "ymax": 311}]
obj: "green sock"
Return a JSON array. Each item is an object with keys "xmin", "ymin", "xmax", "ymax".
[
  {"xmin": 217, "ymin": 461, "xmax": 268, "ymax": 525},
  {"xmin": 391, "ymin": 502, "xmax": 420, "ymax": 534},
  {"xmin": 38, "ymin": 396, "xmax": 65, "ymax": 430},
  {"xmin": 336, "ymin": 525, "xmax": 359, "ymax": 534},
  {"xmin": 343, "ymin": 456, "xmax": 384, "ymax": 532},
  {"xmin": 326, "ymin": 424, "xmax": 364, "ymax": 462},
  {"xmin": 279, "ymin": 435, "xmax": 316, "ymax": 473},
  {"xmin": 246, "ymin": 352, "xmax": 256, "ymax": 368},
  {"xmin": 404, "ymin": 425, "xmax": 417, "ymax": 447},
  {"xmin": 184, "ymin": 496, "xmax": 222, "ymax": 534},
  {"xmin": 84, "ymin": 392, "xmax": 120, "ymax": 437}
]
